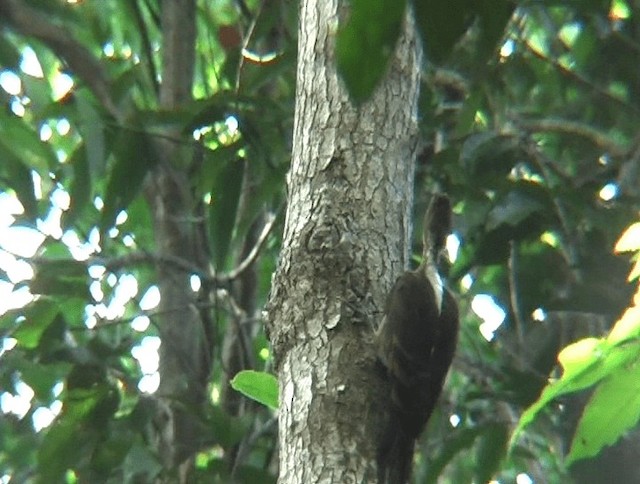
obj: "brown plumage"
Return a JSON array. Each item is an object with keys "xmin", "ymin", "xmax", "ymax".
[{"xmin": 376, "ymin": 194, "xmax": 459, "ymax": 484}]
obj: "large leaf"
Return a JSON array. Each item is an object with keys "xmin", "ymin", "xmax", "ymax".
[
  {"xmin": 31, "ymin": 259, "xmax": 88, "ymax": 299},
  {"xmin": 510, "ymin": 334, "xmax": 639, "ymax": 447},
  {"xmin": 12, "ymin": 299, "xmax": 59, "ymax": 349},
  {"xmin": 607, "ymin": 306, "xmax": 640, "ymax": 345},
  {"xmin": 16, "ymin": 360, "xmax": 69, "ymax": 402},
  {"xmin": 208, "ymin": 156, "xmax": 244, "ymax": 269},
  {"xmin": 100, "ymin": 127, "xmax": 156, "ymax": 234},
  {"xmin": 486, "ymin": 187, "xmax": 546, "ymax": 231},
  {"xmin": 413, "ymin": 0, "xmax": 473, "ymax": 63},
  {"xmin": 184, "ymin": 93, "xmax": 258, "ymax": 134},
  {"xmin": 475, "ymin": 423, "xmax": 509, "ymax": 483},
  {"xmin": 567, "ymin": 363, "xmax": 640, "ymax": 464},
  {"xmin": 230, "ymin": 370, "xmax": 278, "ymax": 410},
  {"xmin": 37, "ymin": 418, "xmax": 94, "ymax": 483},
  {"xmin": 37, "ymin": 378, "xmax": 117, "ymax": 481},
  {"xmin": 122, "ymin": 441, "xmax": 163, "ymax": 482},
  {"xmin": 460, "ymin": 132, "xmax": 521, "ymax": 180},
  {"xmin": 30, "ymin": 241, "xmax": 89, "ymax": 299},
  {"xmin": 75, "ymin": 93, "xmax": 108, "ymax": 179},
  {"xmin": 0, "ymin": 147, "xmax": 38, "ymax": 218},
  {"xmin": 424, "ymin": 427, "xmax": 482, "ymax": 483},
  {"xmin": 0, "ymin": 37, "xmax": 21, "ymax": 69},
  {"xmin": 62, "ymin": 144, "xmax": 92, "ymax": 229},
  {"xmin": 0, "ymin": 112, "xmax": 57, "ymax": 173},
  {"xmin": 208, "ymin": 405, "xmax": 251, "ymax": 448},
  {"xmin": 336, "ymin": 0, "xmax": 407, "ymax": 103},
  {"xmin": 474, "ymin": 0, "xmax": 515, "ymax": 63}
]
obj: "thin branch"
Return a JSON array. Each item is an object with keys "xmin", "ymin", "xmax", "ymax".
[
  {"xmin": 522, "ymin": 137, "xmax": 572, "ymax": 183},
  {"xmin": 524, "ymin": 139, "xmax": 581, "ymax": 271},
  {"xmin": 520, "ymin": 37, "xmax": 640, "ymax": 117},
  {"xmin": 28, "ymin": 212, "xmax": 278, "ymax": 285},
  {"xmin": 61, "ymin": 297, "xmax": 247, "ymax": 339},
  {"xmin": 235, "ymin": 0, "xmax": 265, "ymax": 90},
  {"xmin": 508, "ymin": 240, "xmax": 525, "ymax": 349},
  {"xmin": 132, "ymin": 0, "xmax": 160, "ymax": 96},
  {"xmin": 214, "ymin": 288, "xmax": 247, "ymax": 322},
  {"xmin": 231, "ymin": 416, "xmax": 277, "ymax": 478},
  {"xmin": 516, "ymin": 117, "xmax": 630, "ymax": 158},
  {"xmin": 218, "ymin": 211, "xmax": 277, "ymax": 284}
]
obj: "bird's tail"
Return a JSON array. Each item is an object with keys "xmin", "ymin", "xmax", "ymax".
[{"xmin": 377, "ymin": 426, "xmax": 415, "ymax": 484}]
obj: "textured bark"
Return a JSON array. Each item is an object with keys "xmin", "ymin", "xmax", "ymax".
[
  {"xmin": 147, "ymin": 1, "xmax": 211, "ymax": 481},
  {"xmin": 267, "ymin": 2, "xmax": 422, "ymax": 482}
]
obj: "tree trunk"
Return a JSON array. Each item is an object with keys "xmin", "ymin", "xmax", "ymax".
[
  {"xmin": 266, "ymin": 2, "xmax": 422, "ymax": 482},
  {"xmin": 146, "ymin": 1, "xmax": 212, "ymax": 481}
]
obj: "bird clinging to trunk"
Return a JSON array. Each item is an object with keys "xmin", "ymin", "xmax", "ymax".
[{"xmin": 375, "ymin": 193, "xmax": 459, "ymax": 484}]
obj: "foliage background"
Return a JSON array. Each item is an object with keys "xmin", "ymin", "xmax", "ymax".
[{"xmin": 1, "ymin": 0, "xmax": 639, "ymax": 482}]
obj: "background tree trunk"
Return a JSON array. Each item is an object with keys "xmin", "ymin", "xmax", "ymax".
[
  {"xmin": 145, "ymin": 1, "xmax": 211, "ymax": 481},
  {"xmin": 266, "ymin": 1, "xmax": 422, "ymax": 482}
]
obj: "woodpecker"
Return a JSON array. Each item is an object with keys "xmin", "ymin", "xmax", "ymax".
[{"xmin": 375, "ymin": 194, "xmax": 459, "ymax": 484}]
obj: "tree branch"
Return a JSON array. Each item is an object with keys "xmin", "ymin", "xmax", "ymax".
[
  {"xmin": 516, "ymin": 117, "xmax": 629, "ymax": 157},
  {"xmin": 520, "ymin": 37, "xmax": 640, "ymax": 117},
  {"xmin": 0, "ymin": 0, "xmax": 121, "ymax": 121},
  {"xmin": 219, "ymin": 212, "xmax": 277, "ymax": 284},
  {"xmin": 28, "ymin": 211, "xmax": 277, "ymax": 286}
]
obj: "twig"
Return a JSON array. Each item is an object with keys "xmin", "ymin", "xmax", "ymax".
[
  {"xmin": 524, "ymin": 139, "xmax": 581, "ymax": 270},
  {"xmin": 508, "ymin": 240, "xmax": 525, "ymax": 349},
  {"xmin": 132, "ymin": 0, "xmax": 160, "ymax": 96},
  {"xmin": 28, "ymin": 212, "xmax": 277, "ymax": 285},
  {"xmin": 516, "ymin": 117, "xmax": 630, "ymax": 158},
  {"xmin": 218, "ymin": 212, "xmax": 277, "ymax": 284},
  {"xmin": 231, "ymin": 416, "xmax": 277, "ymax": 478},
  {"xmin": 520, "ymin": 37, "xmax": 640, "ymax": 117}
]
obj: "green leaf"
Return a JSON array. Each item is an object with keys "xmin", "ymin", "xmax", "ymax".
[
  {"xmin": 486, "ymin": 189, "xmax": 545, "ymax": 231},
  {"xmin": 474, "ymin": 0, "xmax": 514, "ymax": 62},
  {"xmin": 208, "ymin": 405, "xmax": 251, "ymax": 448},
  {"xmin": 100, "ymin": 127, "xmax": 156, "ymax": 234},
  {"xmin": 0, "ymin": 38, "xmax": 21, "ymax": 69},
  {"xmin": 62, "ymin": 145, "xmax": 92, "ymax": 229},
  {"xmin": 336, "ymin": 0, "xmax": 407, "ymax": 103},
  {"xmin": 607, "ymin": 306, "xmax": 640, "ymax": 345},
  {"xmin": 475, "ymin": 423, "xmax": 508, "ymax": 483},
  {"xmin": 184, "ymin": 93, "xmax": 247, "ymax": 133},
  {"xmin": 209, "ymin": 156, "xmax": 244, "ymax": 269},
  {"xmin": 413, "ymin": 0, "xmax": 473, "ymax": 63},
  {"xmin": 510, "ymin": 338, "xmax": 637, "ymax": 447},
  {"xmin": 37, "ymin": 380, "xmax": 115, "ymax": 482},
  {"xmin": 17, "ymin": 360, "xmax": 68, "ymax": 402},
  {"xmin": 12, "ymin": 300, "xmax": 59, "ymax": 349},
  {"xmin": 0, "ymin": 112, "xmax": 57, "ymax": 173},
  {"xmin": 557, "ymin": 338, "xmax": 602, "ymax": 378},
  {"xmin": 122, "ymin": 441, "xmax": 163, "ymax": 482},
  {"xmin": 0, "ymin": 147, "xmax": 38, "ymax": 219},
  {"xmin": 567, "ymin": 362, "xmax": 640, "ymax": 464},
  {"xmin": 425, "ymin": 427, "xmax": 482, "ymax": 483},
  {"xmin": 461, "ymin": 132, "xmax": 520, "ymax": 180},
  {"xmin": 37, "ymin": 419, "xmax": 87, "ymax": 483},
  {"xmin": 76, "ymin": 93, "xmax": 108, "ymax": 179},
  {"xmin": 230, "ymin": 370, "xmax": 278, "ymax": 410},
  {"xmin": 30, "ymin": 257, "xmax": 89, "ymax": 299},
  {"xmin": 90, "ymin": 430, "xmax": 133, "ymax": 477},
  {"xmin": 29, "ymin": 241, "xmax": 88, "ymax": 298}
]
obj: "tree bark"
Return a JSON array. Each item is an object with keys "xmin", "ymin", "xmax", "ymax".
[
  {"xmin": 266, "ymin": 2, "xmax": 422, "ymax": 482},
  {"xmin": 146, "ymin": 1, "xmax": 211, "ymax": 481}
]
